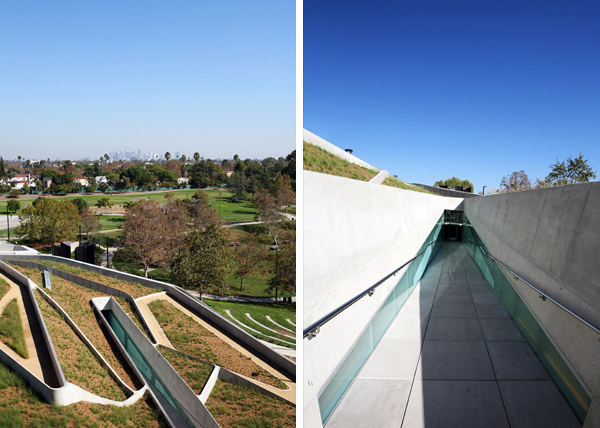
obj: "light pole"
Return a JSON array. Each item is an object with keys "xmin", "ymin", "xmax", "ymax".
[
  {"xmin": 483, "ymin": 186, "xmax": 486, "ymax": 195},
  {"xmin": 6, "ymin": 207, "xmax": 10, "ymax": 243}
]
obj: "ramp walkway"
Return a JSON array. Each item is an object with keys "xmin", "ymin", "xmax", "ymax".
[{"xmin": 326, "ymin": 242, "xmax": 581, "ymax": 428}]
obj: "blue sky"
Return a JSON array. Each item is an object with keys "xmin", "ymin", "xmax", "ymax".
[
  {"xmin": 304, "ymin": 1, "xmax": 600, "ymax": 192},
  {"xmin": 0, "ymin": 1, "xmax": 295, "ymax": 161}
]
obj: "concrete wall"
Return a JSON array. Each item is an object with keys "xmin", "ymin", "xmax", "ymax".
[
  {"xmin": 93, "ymin": 297, "xmax": 219, "ymax": 428},
  {"xmin": 0, "ymin": 254, "xmax": 295, "ymax": 381},
  {"xmin": 304, "ymin": 170, "xmax": 462, "ymax": 425},
  {"xmin": 303, "ymin": 129, "xmax": 381, "ymax": 172},
  {"xmin": 463, "ymin": 182, "xmax": 600, "ymax": 423}
]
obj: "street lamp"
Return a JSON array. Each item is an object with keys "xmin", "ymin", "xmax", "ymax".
[{"xmin": 6, "ymin": 207, "xmax": 10, "ymax": 243}]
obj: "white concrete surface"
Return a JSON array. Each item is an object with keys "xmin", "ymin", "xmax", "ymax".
[
  {"xmin": 464, "ymin": 183, "xmax": 600, "ymax": 417},
  {"xmin": 0, "ymin": 214, "xmax": 20, "ymax": 230},
  {"xmin": 304, "ymin": 167, "xmax": 461, "ymax": 425}
]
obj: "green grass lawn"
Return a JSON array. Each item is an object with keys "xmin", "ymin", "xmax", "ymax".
[
  {"xmin": 382, "ymin": 177, "xmax": 433, "ymax": 194},
  {"xmin": 0, "ymin": 189, "xmax": 259, "ymax": 222},
  {"xmin": 0, "ymin": 299, "xmax": 28, "ymax": 358},
  {"xmin": 303, "ymin": 141, "xmax": 379, "ymax": 181},
  {"xmin": 204, "ymin": 299, "xmax": 296, "ymax": 349}
]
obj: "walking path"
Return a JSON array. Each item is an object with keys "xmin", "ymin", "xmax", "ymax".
[
  {"xmin": 0, "ymin": 273, "xmax": 44, "ymax": 380},
  {"xmin": 134, "ymin": 292, "xmax": 296, "ymax": 404},
  {"xmin": 188, "ymin": 290, "xmax": 296, "ymax": 303},
  {"xmin": 327, "ymin": 242, "xmax": 580, "ymax": 428}
]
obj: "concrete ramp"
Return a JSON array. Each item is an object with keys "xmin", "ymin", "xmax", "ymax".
[{"xmin": 326, "ymin": 243, "xmax": 581, "ymax": 428}]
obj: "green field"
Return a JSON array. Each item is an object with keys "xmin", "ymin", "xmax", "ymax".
[
  {"xmin": 0, "ymin": 189, "xmax": 259, "ymax": 223},
  {"xmin": 204, "ymin": 299, "xmax": 296, "ymax": 349}
]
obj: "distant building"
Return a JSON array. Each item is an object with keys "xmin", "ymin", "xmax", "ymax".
[
  {"xmin": 177, "ymin": 177, "xmax": 189, "ymax": 185},
  {"xmin": 223, "ymin": 170, "xmax": 234, "ymax": 177},
  {"xmin": 96, "ymin": 176, "xmax": 108, "ymax": 185},
  {"xmin": 10, "ymin": 174, "xmax": 31, "ymax": 190},
  {"xmin": 73, "ymin": 177, "xmax": 89, "ymax": 187},
  {"xmin": 43, "ymin": 177, "xmax": 53, "ymax": 188}
]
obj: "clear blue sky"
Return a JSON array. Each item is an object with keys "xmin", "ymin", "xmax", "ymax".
[
  {"xmin": 0, "ymin": 1, "xmax": 295, "ymax": 161},
  {"xmin": 304, "ymin": 1, "xmax": 600, "ymax": 192}
]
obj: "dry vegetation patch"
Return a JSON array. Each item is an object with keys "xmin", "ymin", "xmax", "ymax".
[
  {"xmin": 10, "ymin": 264, "xmax": 141, "ymax": 390},
  {"xmin": 32, "ymin": 259, "xmax": 155, "ymax": 298},
  {"xmin": 0, "ymin": 359, "xmax": 168, "ymax": 428},
  {"xmin": 206, "ymin": 379, "xmax": 295, "ymax": 428},
  {"xmin": 0, "ymin": 299, "xmax": 28, "ymax": 358},
  {"xmin": 158, "ymin": 346, "xmax": 213, "ymax": 394},
  {"xmin": 149, "ymin": 299, "xmax": 287, "ymax": 389},
  {"xmin": 303, "ymin": 142, "xmax": 378, "ymax": 181},
  {"xmin": 35, "ymin": 291, "xmax": 128, "ymax": 401}
]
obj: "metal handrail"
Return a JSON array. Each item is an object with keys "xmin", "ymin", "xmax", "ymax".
[
  {"xmin": 464, "ymin": 237, "xmax": 600, "ymax": 336},
  {"xmin": 303, "ymin": 238, "xmax": 442, "ymax": 339}
]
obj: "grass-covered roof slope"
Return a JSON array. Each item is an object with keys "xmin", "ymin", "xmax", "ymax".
[
  {"xmin": 304, "ymin": 142, "xmax": 432, "ymax": 194},
  {"xmin": 303, "ymin": 142, "xmax": 378, "ymax": 182}
]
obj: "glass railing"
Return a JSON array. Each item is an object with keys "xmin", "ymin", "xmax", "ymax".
[
  {"xmin": 317, "ymin": 214, "xmax": 445, "ymax": 424},
  {"xmin": 462, "ymin": 216, "xmax": 591, "ymax": 423},
  {"xmin": 103, "ymin": 310, "xmax": 194, "ymax": 428}
]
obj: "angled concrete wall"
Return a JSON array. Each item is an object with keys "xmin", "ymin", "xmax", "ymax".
[
  {"xmin": 0, "ymin": 254, "xmax": 295, "ymax": 381},
  {"xmin": 304, "ymin": 170, "xmax": 462, "ymax": 426},
  {"xmin": 463, "ymin": 182, "xmax": 600, "ymax": 424}
]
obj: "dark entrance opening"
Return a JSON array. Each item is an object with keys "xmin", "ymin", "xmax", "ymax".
[{"xmin": 443, "ymin": 209, "xmax": 463, "ymax": 242}]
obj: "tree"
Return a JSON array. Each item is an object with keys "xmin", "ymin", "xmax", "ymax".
[
  {"xmin": 253, "ymin": 189, "xmax": 285, "ymax": 244},
  {"xmin": 233, "ymin": 233, "xmax": 266, "ymax": 291},
  {"xmin": 104, "ymin": 153, "xmax": 109, "ymax": 163},
  {"xmin": 95, "ymin": 198, "xmax": 113, "ymax": 208},
  {"xmin": 230, "ymin": 172, "xmax": 246, "ymax": 201},
  {"xmin": 544, "ymin": 153, "xmax": 596, "ymax": 186},
  {"xmin": 80, "ymin": 209, "xmax": 97, "ymax": 238},
  {"xmin": 121, "ymin": 199, "xmax": 164, "ymax": 277},
  {"xmin": 71, "ymin": 197, "xmax": 88, "ymax": 212},
  {"xmin": 180, "ymin": 154, "xmax": 187, "ymax": 164},
  {"xmin": 274, "ymin": 174, "xmax": 295, "ymax": 211},
  {"xmin": 161, "ymin": 196, "xmax": 189, "ymax": 270},
  {"xmin": 171, "ymin": 224, "xmax": 233, "ymax": 300},
  {"xmin": 165, "ymin": 152, "xmax": 171, "ymax": 161},
  {"xmin": 193, "ymin": 152, "xmax": 200, "ymax": 163},
  {"xmin": 434, "ymin": 177, "xmax": 474, "ymax": 192},
  {"xmin": 190, "ymin": 190, "xmax": 222, "ymax": 228},
  {"xmin": 0, "ymin": 157, "xmax": 5, "ymax": 177},
  {"xmin": 500, "ymin": 170, "xmax": 532, "ymax": 193},
  {"xmin": 265, "ymin": 230, "xmax": 295, "ymax": 302},
  {"xmin": 17, "ymin": 198, "xmax": 80, "ymax": 243},
  {"xmin": 7, "ymin": 200, "xmax": 20, "ymax": 213}
]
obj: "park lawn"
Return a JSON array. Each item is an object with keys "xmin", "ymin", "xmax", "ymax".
[
  {"xmin": 204, "ymin": 299, "xmax": 296, "ymax": 349},
  {"xmin": 0, "ymin": 188, "xmax": 259, "ymax": 222},
  {"xmin": 206, "ymin": 379, "xmax": 295, "ymax": 428},
  {"xmin": 0, "ymin": 299, "xmax": 28, "ymax": 358},
  {"xmin": 0, "ymin": 359, "xmax": 168, "ymax": 428},
  {"xmin": 112, "ymin": 249, "xmax": 172, "ymax": 283},
  {"xmin": 303, "ymin": 141, "xmax": 379, "ymax": 181}
]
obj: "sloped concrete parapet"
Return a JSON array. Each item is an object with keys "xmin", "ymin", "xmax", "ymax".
[
  {"xmin": 369, "ymin": 170, "xmax": 392, "ymax": 184},
  {"xmin": 412, "ymin": 183, "xmax": 480, "ymax": 198}
]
